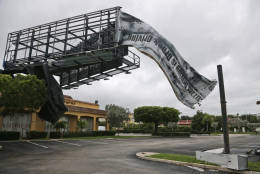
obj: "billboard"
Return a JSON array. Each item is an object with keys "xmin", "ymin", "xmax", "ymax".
[{"xmin": 116, "ymin": 11, "xmax": 217, "ymax": 108}]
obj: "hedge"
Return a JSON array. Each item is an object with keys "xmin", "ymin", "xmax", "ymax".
[
  {"xmin": 159, "ymin": 127, "xmax": 192, "ymax": 133},
  {"xmin": 26, "ymin": 131, "xmax": 47, "ymax": 139},
  {"xmin": 49, "ymin": 132, "xmax": 62, "ymax": 139},
  {"xmin": 119, "ymin": 127, "xmax": 192, "ymax": 134},
  {"xmin": 0, "ymin": 131, "xmax": 116, "ymax": 140},
  {"xmin": 52, "ymin": 131, "xmax": 116, "ymax": 138},
  {"xmin": 190, "ymin": 130, "xmax": 211, "ymax": 134},
  {"xmin": 0, "ymin": 131, "xmax": 20, "ymax": 140},
  {"xmin": 118, "ymin": 129, "xmax": 152, "ymax": 133},
  {"xmin": 152, "ymin": 132, "xmax": 190, "ymax": 137}
]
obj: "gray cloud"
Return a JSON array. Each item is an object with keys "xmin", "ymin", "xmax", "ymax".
[{"xmin": 0, "ymin": 0, "xmax": 259, "ymax": 116}]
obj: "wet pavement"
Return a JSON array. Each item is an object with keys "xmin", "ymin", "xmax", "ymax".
[{"xmin": 0, "ymin": 134, "xmax": 259, "ymax": 174}]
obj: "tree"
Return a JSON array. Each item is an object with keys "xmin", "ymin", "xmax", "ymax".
[
  {"xmin": 212, "ymin": 122, "xmax": 218, "ymax": 132},
  {"xmin": 77, "ymin": 120, "xmax": 88, "ymax": 132},
  {"xmin": 134, "ymin": 106, "xmax": 179, "ymax": 133},
  {"xmin": 162, "ymin": 107, "xmax": 180, "ymax": 124},
  {"xmin": 54, "ymin": 121, "xmax": 67, "ymax": 132},
  {"xmin": 0, "ymin": 74, "xmax": 47, "ymax": 114},
  {"xmin": 215, "ymin": 116, "xmax": 223, "ymax": 131},
  {"xmin": 191, "ymin": 111, "xmax": 204, "ymax": 132},
  {"xmin": 241, "ymin": 114, "xmax": 258, "ymax": 123},
  {"xmin": 181, "ymin": 115, "xmax": 192, "ymax": 120},
  {"xmin": 202, "ymin": 113, "xmax": 214, "ymax": 132},
  {"xmin": 192, "ymin": 111, "xmax": 215, "ymax": 132},
  {"xmin": 105, "ymin": 104, "xmax": 129, "ymax": 129}
]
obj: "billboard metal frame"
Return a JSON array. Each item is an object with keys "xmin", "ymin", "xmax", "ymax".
[{"xmin": 3, "ymin": 6, "xmax": 140, "ymax": 89}]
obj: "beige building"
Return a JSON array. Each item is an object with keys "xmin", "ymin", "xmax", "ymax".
[
  {"xmin": 0, "ymin": 95, "xmax": 108, "ymax": 136},
  {"xmin": 124, "ymin": 113, "xmax": 138, "ymax": 126}
]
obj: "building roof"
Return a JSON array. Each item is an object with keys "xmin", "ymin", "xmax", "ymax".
[
  {"xmin": 66, "ymin": 105, "xmax": 106, "ymax": 116},
  {"xmin": 64, "ymin": 95, "xmax": 99, "ymax": 106},
  {"xmin": 177, "ymin": 120, "xmax": 192, "ymax": 125}
]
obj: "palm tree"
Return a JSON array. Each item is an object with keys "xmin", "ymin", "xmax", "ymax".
[{"xmin": 202, "ymin": 114, "xmax": 214, "ymax": 132}]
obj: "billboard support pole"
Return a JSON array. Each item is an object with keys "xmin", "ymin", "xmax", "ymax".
[{"xmin": 217, "ymin": 65, "xmax": 230, "ymax": 154}]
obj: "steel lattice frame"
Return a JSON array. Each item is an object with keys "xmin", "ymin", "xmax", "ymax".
[{"xmin": 3, "ymin": 6, "xmax": 140, "ymax": 89}]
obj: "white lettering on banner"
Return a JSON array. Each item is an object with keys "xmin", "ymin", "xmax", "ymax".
[
  {"xmin": 154, "ymin": 39, "xmax": 173, "ymax": 61},
  {"xmin": 127, "ymin": 34, "xmax": 153, "ymax": 42}
]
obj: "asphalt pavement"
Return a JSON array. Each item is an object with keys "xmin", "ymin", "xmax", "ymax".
[{"xmin": 0, "ymin": 134, "xmax": 259, "ymax": 174}]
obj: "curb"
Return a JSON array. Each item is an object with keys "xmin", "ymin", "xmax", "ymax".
[{"xmin": 136, "ymin": 152, "xmax": 260, "ymax": 174}]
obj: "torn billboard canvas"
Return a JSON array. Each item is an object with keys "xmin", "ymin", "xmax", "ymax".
[{"xmin": 116, "ymin": 11, "xmax": 217, "ymax": 109}]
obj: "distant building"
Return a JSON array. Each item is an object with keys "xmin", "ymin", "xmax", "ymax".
[
  {"xmin": 124, "ymin": 113, "xmax": 140, "ymax": 125},
  {"xmin": 127, "ymin": 113, "xmax": 135, "ymax": 124},
  {"xmin": 177, "ymin": 120, "xmax": 192, "ymax": 126},
  {"xmin": 0, "ymin": 95, "xmax": 108, "ymax": 137}
]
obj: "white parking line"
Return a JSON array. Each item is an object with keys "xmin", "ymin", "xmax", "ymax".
[
  {"xmin": 187, "ymin": 166, "xmax": 204, "ymax": 172},
  {"xmin": 105, "ymin": 138, "xmax": 125, "ymax": 141},
  {"xmin": 84, "ymin": 140, "xmax": 108, "ymax": 145},
  {"xmin": 52, "ymin": 140, "xmax": 81, "ymax": 147},
  {"xmin": 102, "ymin": 139, "xmax": 128, "ymax": 143},
  {"xmin": 25, "ymin": 140, "xmax": 48, "ymax": 149}
]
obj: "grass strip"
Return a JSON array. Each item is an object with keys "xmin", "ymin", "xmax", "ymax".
[
  {"xmin": 210, "ymin": 132, "xmax": 259, "ymax": 135},
  {"xmin": 248, "ymin": 161, "xmax": 260, "ymax": 172},
  {"xmin": 150, "ymin": 153, "xmax": 218, "ymax": 166},
  {"xmin": 150, "ymin": 153, "xmax": 260, "ymax": 172}
]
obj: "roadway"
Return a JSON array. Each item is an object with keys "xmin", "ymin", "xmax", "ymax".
[{"xmin": 0, "ymin": 134, "xmax": 259, "ymax": 174}]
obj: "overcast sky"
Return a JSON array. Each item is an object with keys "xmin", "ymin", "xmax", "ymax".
[{"xmin": 0, "ymin": 0, "xmax": 259, "ymax": 116}]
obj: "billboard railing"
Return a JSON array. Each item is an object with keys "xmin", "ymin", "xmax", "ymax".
[
  {"xmin": 3, "ymin": 6, "xmax": 121, "ymax": 70},
  {"xmin": 60, "ymin": 48, "xmax": 140, "ymax": 89}
]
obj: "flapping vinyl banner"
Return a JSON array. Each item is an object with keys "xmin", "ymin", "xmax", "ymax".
[{"xmin": 116, "ymin": 11, "xmax": 217, "ymax": 109}]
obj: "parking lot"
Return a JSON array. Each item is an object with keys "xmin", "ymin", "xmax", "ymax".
[{"xmin": 0, "ymin": 134, "xmax": 260, "ymax": 174}]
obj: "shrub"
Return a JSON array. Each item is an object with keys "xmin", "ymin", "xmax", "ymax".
[
  {"xmin": 118, "ymin": 129, "xmax": 152, "ymax": 133},
  {"xmin": 63, "ymin": 132, "xmax": 81, "ymax": 138},
  {"xmin": 54, "ymin": 121, "xmax": 67, "ymax": 130},
  {"xmin": 158, "ymin": 127, "xmax": 172, "ymax": 132},
  {"xmin": 99, "ymin": 131, "xmax": 116, "ymax": 136},
  {"xmin": 176, "ymin": 126, "xmax": 192, "ymax": 132},
  {"xmin": 190, "ymin": 130, "xmax": 210, "ymax": 134},
  {"xmin": 63, "ymin": 131, "xmax": 116, "ymax": 138},
  {"xmin": 152, "ymin": 132, "xmax": 190, "ymax": 137},
  {"xmin": 0, "ymin": 131, "xmax": 20, "ymax": 140},
  {"xmin": 49, "ymin": 132, "xmax": 62, "ymax": 139},
  {"xmin": 26, "ymin": 131, "xmax": 47, "ymax": 139},
  {"xmin": 92, "ymin": 131, "xmax": 115, "ymax": 136},
  {"xmin": 158, "ymin": 126, "xmax": 192, "ymax": 133}
]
